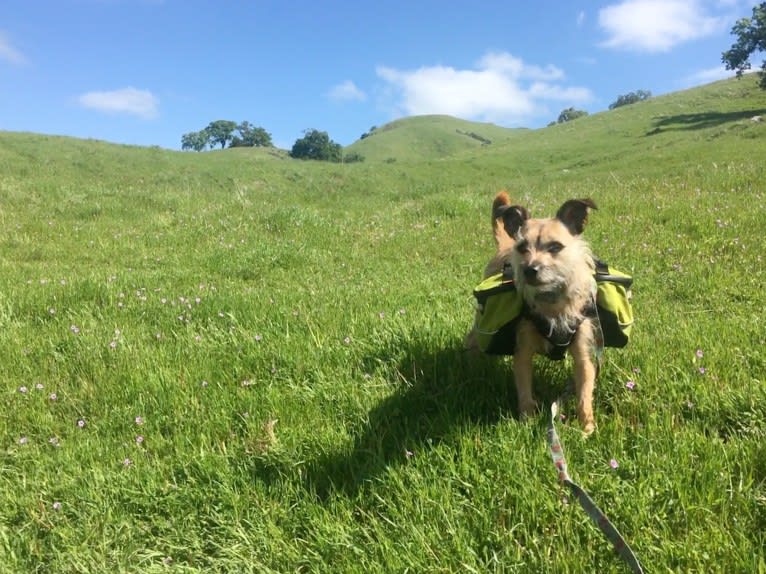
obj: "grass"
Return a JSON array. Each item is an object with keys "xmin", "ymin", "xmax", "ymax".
[
  {"xmin": 344, "ymin": 114, "xmax": 526, "ymax": 163},
  {"xmin": 1, "ymin": 76, "xmax": 765, "ymax": 573}
]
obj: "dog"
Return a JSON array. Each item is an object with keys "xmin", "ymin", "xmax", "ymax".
[{"xmin": 466, "ymin": 192, "xmax": 600, "ymax": 434}]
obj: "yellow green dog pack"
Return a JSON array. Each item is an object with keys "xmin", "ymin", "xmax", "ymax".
[{"xmin": 472, "ymin": 260, "xmax": 633, "ymax": 356}]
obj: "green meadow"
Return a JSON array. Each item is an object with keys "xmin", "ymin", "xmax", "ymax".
[{"xmin": 1, "ymin": 76, "xmax": 765, "ymax": 573}]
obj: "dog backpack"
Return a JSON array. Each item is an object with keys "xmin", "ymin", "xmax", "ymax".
[{"xmin": 471, "ymin": 259, "xmax": 633, "ymax": 356}]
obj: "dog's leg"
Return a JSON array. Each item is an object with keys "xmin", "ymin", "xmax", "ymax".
[
  {"xmin": 513, "ymin": 322, "xmax": 539, "ymax": 419},
  {"xmin": 570, "ymin": 323, "xmax": 597, "ymax": 435},
  {"xmin": 463, "ymin": 319, "xmax": 480, "ymax": 352}
]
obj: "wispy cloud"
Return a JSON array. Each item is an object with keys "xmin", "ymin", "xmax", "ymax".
[
  {"xmin": 327, "ymin": 80, "xmax": 367, "ymax": 102},
  {"xmin": 598, "ymin": 0, "xmax": 721, "ymax": 52},
  {"xmin": 681, "ymin": 63, "xmax": 749, "ymax": 87},
  {"xmin": 683, "ymin": 65, "xmax": 733, "ymax": 86},
  {"xmin": 376, "ymin": 51, "xmax": 592, "ymax": 126},
  {"xmin": 0, "ymin": 31, "xmax": 27, "ymax": 65},
  {"xmin": 77, "ymin": 87, "xmax": 159, "ymax": 119}
]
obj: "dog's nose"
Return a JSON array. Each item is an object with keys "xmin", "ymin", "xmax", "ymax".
[{"xmin": 523, "ymin": 265, "xmax": 539, "ymax": 281}]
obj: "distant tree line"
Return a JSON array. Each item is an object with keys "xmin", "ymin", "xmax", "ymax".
[
  {"xmin": 548, "ymin": 89, "xmax": 652, "ymax": 127},
  {"xmin": 181, "ymin": 123, "xmax": 363, "ymax": 162},
  {"xmin": 182, "ymin": 120, "xmax": 273, "ymax": 151}
]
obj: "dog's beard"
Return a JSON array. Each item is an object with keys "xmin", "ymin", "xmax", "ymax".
[
  {"xmin": 519, "ymin": 279, "xmax": 566, "ymax": 306},
  {"xmin": 530, "ymin": 282, "xmax": 566, "ymax": 303},
  {"xmin": 517, "ymin": 266, "xmax": 587, "ymax": 310}
]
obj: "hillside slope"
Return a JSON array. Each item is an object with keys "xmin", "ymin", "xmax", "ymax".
[
  {"xmin": 341, "ymin": 76, "xmax": 765, "ymax": 173},
  {"xmin": 344, "ymin": 114, "xmax": 526, "ymax": 163},
  {"xmin": 477, "ymin": 75, "xmax": 766, "ymax": 179}
]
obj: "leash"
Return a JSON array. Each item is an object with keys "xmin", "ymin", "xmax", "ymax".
[
  {"xmin": 545, "ymin": 301, "xmax": 643, "ymax": 573},
  {"xmin": 547, "ymin": 392, "xmax": 644, "ymax": 573}
]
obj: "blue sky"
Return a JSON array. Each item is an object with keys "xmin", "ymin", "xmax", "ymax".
[{"xmin": 0, "ymin": 0, "xmax": 760, "ymax": 150}]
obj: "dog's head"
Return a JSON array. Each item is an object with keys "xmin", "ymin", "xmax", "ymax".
[{"xmin": 500, "ymin": 199, "xmax": 597, "ymax": 309}]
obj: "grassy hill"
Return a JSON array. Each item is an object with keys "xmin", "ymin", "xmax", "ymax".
[
  {"xmin": 1, "ymin": 77, "xmax": 765, "ymax": 573},
  {"xmin": 343, "ymin": 76, "xmax": 766, "ymax": 172},
  {"xmin": 344, "ymin": 114, "xmax": 527, "ymax": 162},
  {"xmin": 481, "ymin": 75, "xmax": 766, "ymax": 177}
]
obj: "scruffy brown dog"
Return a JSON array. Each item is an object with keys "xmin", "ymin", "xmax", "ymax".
[{"xmin": 467, "ymin": 192, "xmax": 600, "ymax": 434}]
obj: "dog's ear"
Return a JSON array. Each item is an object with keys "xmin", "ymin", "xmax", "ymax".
[
  {"xmin": 495, "ymin": 204, "xmax": 529, "ymax": 237},
  {"xmin": 555, "ymin": 198, "xmax": 597, "ymax": 235}
]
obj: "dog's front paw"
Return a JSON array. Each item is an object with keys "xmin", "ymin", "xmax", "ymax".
[
  {"xmin": 579, "ymin": 414, "xmax": 596, "ymax": 436},
  {"xmin": 518, "ymin": 398, "xmax": 539, "ymax": 420},
  {"xmin": 462, "ymin": 329, "xmax": 483, "ymax": 357}
]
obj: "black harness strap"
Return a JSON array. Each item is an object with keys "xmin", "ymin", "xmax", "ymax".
[{"xmin": 525, "ymin": 301, "xmax": 598, "ymax": 360}]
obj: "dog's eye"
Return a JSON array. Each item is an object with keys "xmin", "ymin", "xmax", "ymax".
[
  {"xmin": 547, "ymin": 242, "xmax": 564, "ymax": 254},
  {"xmin": 516, "ymin": 240, "xmax": 529, "ymax": 254}
]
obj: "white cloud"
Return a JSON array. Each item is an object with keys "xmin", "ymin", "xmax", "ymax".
[
  {"xmin": 77, "ymin": 87, "xmax": 159, "ymax": 119},
  {"xmin": 577, "ymin": 11, "xmax": 586, "ymax": 27},
  {"xmin": 477, "ymin": 52, "xmax": 565, "ymax": 82},
  {"xmin": 376, "ymin": 51, "xmax": 592, "ymax": 125},
  {"xmin": 327, "ymin": 80, "xmax": 367, "ymax": 102},
  {"xmin": 598, "ymin": 0, "xmax": 720, "ymax": 52},
  {"xmin": 0, "ymin": 31, "xmax": 27, "ymax": 65}
]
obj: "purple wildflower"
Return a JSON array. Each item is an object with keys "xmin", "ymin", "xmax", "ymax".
[{"xmin": 609, "ymin": 458, "xmax": 619, "ymax": 469}]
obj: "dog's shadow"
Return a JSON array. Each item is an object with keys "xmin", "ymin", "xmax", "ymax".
[{"xmin": 300, "ymin": 338, "xmax": 566, "ymax": 499}]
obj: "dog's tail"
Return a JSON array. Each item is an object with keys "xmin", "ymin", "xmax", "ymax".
[{"xmin": 492, "ymin": 191, "xmax": 514, "ymax": 249}]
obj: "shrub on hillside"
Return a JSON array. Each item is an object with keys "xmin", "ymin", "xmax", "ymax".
[
  {"xmin": 290, "ymin": 129, "xmax": 343, "ymax": 162},
  {"xmin": 609, "ymin": 90, "xmax": 652, "ymax": 110}
]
